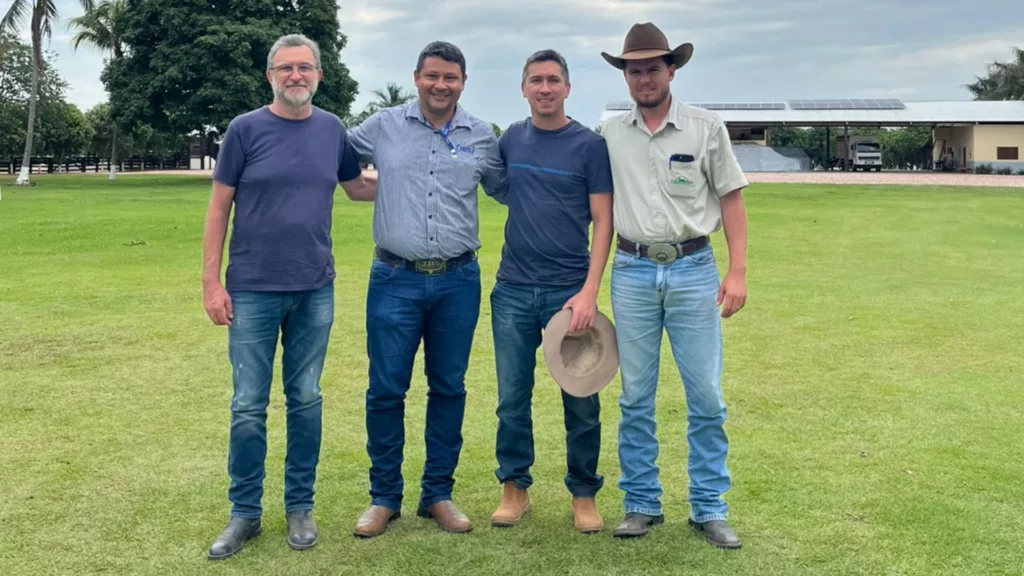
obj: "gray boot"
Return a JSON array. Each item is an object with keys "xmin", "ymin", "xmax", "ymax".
[
  {"xmin": 689, "ymin": 519, "xmax": 742, "ymax": 549},
  {"xmin": 286, "ymin": 510, "xmax": 318, "ymax": 550},
  {"xmin": 207, "ymin": 517, "xmax": 261, "ymax": 560},
  {"xmin": 612, "ymin": 512, "xmax": 664, "ymax": 538}
]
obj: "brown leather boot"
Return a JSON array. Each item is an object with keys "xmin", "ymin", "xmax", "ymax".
[
  {"xmin": 417, "ymin": 500, "xmax": 472, "ymax": 533},
  {"xmin": 572, "ymin": 497, "xmax": 603, "ymax": 534},
  {"xmin": 353, "ymin": 505, "xmax": 400, "ymax": 538},
  {"xmin": 491, "ymin": 482, "xmax": 530, "ymax": 527}
]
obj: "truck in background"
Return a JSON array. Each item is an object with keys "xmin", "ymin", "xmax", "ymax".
[{"xmin": 835, "ymin": 135, "xmax": 884, "ymax": 171}]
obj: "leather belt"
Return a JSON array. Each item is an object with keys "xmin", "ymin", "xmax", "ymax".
[
  {"xmin": 617, "ymin": 235, "xmax": 708, "ymax": 264},
  {"xmin": 374, "ymin": 247, "xmax": 476, "ymax": 275}
]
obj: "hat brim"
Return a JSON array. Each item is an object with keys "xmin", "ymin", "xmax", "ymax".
[
  {"xmin": 601, "ymin": 43, "xmax": 693, "ymax": 70},
  {"xmin": 542, "ymin": 309, "xmax": 620, "ymax": 398}
]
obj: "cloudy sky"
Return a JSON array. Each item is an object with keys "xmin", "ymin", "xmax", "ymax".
[{"xmin": 37, "ymin": 0, "xmax": 1024, "ymax": 128}]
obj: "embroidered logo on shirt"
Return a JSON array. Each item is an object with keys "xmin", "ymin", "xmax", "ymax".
[{"xmin": 673, "ymin": 175, "xmax": 695, "ymax": 185}]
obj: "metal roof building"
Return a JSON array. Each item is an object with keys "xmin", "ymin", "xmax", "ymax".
[
  {"xmin": 599, "ymin": 98, "xmax": 1024, "ymax": 172},
  {"xmin": 598, "ymin": 99, "xmax": 1024, "ymax": 126}
]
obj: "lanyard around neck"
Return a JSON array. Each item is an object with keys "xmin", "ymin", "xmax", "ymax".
[{"xmin": 438, "ymin": 119, "xmax": 457, "ymax": 158}]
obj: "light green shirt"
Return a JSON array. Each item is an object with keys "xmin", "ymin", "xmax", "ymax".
[{"xmin": 600, "ymin": 97, "xmax": 748, "ymax": 245}]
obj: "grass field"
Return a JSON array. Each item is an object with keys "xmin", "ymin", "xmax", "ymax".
[{"xmin": 1, "ymin": 174, "xmax": 1022, "ymax": 576}]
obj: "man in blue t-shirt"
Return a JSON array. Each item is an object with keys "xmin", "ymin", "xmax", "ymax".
[
  {"xmin": 488, "ymin": 50, "xmax": 614, "ymax": 534},
  {"xmin": 201, "ymin": 34, "xmax": 376, "ymax": 561}
]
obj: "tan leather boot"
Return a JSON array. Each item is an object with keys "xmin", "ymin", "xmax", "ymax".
[
  {"xmin": 491, "ymin": 482, "xmax": 530, "ymax": 527},
  {"xmin": 572, "ymin": 497, "xmax": 603, "ymax": 534}
]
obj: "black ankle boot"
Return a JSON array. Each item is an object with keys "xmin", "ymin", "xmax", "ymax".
[{"xmin": 207, "ymin": 517, "xmax": 261, "ymax": 560}]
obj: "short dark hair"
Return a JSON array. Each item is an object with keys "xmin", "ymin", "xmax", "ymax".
[
  {"xmin": 416, "ymin": 41, "xmax": 466, "ymax": 76},
  {"xmin": 522, "ymin": 49, "xmax": 570, "ymax": 84}
]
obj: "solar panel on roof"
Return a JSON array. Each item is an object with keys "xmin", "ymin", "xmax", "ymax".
[
  {"xmin": 690, "ymin": 102, "xmax": 785, "ymax": 110},
  {"xmin": 788, "ymin": 98, "xmax": 906, "ymax": 110}
]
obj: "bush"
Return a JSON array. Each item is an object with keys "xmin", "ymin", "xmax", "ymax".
[
  {"xmin": 1017, "ymin": 169, "xmax": 1024, "ymax": 175},
  {"xmin": 975, "ymin": 163, "xmax": 994, "ymax": 174},
  {"xmin": 996, "ymin": 166, "xmax": 1013, "ymax": 175}
]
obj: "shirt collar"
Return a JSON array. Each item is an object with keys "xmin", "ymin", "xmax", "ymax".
[
  {"xmin": 405, "ymin": 100, "xmax": 472, "ymax": 130},
  {"xmin": 624, "ymin": 95, "xmax": 683, "ymax": 132}
]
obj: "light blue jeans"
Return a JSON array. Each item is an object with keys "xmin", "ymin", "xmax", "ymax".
[{"xmin": 609, "ymin": 243, "xmax": 731, "ymax": 523}]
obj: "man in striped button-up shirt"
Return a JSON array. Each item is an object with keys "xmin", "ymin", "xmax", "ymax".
[{"xmin": 346, "ymin": 41, "xmax": 508, "ymax": 538}]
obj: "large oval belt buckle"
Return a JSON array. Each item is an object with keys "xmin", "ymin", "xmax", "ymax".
[{"xmin": 647, "ymin": 243, "xmax": 677, "ymax": 264}]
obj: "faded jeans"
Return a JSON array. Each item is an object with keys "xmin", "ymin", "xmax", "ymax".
[
  {"xmin": 609, "ymin": 243, "xmax": 731, "ymax": 523},
  {"xmin": 225, "ymin": 282, "xmax": 333, "ymax": 519}
]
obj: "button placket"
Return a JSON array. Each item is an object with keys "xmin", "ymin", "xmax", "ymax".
[
  {"xmin": 428, "ymin": 133, "xmax": 442, "ymax": 244},
  {"xmin": 649, "ymin": 138, "xmax": 666, "ymax": 231}
]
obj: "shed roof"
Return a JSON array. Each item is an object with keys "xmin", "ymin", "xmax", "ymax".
[{"xmin": 598, "ymin": 99, "xmax": 1024, "ymax": 127}]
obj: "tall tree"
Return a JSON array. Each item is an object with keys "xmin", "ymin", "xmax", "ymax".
[
  {"xmin": 370, "ymin": 82, "xmax": 415, "ymax": 109},
  {"xmin": 966, "ymin": 47, "xmax": 1024, "ymax": 101},
  {"xmin": 1, "ymin": 0, "xmax": 94, "ymax": 185},
  {"xmin": 104, "ymin": 0, "xmax": 359, "ymax": 157},
  {"xmin": 67, "ymin": 0, "xmax": 126, "ymax": 180}
]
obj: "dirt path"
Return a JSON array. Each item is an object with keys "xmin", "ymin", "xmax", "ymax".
[{"xmin": 745, "ymin": 171, "xmax": 1024, "ymax": 188}]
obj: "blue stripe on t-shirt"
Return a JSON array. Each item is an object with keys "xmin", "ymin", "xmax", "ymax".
[{"xmin": 509, "ymin": 162, "xmax": 578, "ymax": 178}]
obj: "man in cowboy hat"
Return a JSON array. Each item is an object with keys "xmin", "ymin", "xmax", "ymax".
[
  {"xmin": 487, "ymin": 49, "xmax": 614, "ymax": 533},
  {"xmin": 597, "ymin": 22, "xmax": 749, "ymax": 548}
]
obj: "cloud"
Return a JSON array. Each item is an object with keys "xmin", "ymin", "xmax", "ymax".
[
  {"xmin": 24, "ymin": 0, "xmax": 1024, "ymax": 128},
  {"xmin": 896, "ymin": 35, "xmax": 1024, "ymax": 67}
]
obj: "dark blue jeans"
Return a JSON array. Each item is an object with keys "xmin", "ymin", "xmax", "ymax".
[
  {"xmin": 225, "ymin": 282, "xmax": 333, "ymax": 519},
  {"xmin": 490, "ymin": 281, "xmax": 604, "ymax": 497},
  {"xmin": 364, "ymin": 257, "xmax": 481, "ymax": 511}
]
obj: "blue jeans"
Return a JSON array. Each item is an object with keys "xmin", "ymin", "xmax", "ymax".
[
  {"xmin": 364, "ymin": 257, "xmax": 481, "ymax": 511},
  {"xmin": 490, "ymin": 281, "xmax": 603, "ymax": 497},
  {"xmin": 225, "ymin": 282, "xmax": 333, "ymax": 519},
  {"xmin": 609, "ymin": 243, "xmax": 731, "ymax": 523}
]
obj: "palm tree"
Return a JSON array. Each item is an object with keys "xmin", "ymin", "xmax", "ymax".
[
  {"xmin": 370, "ymin": 82, "xmax": 415, "ymax": 109},
  {"xmin": 2, "ymin": 0, "xmax": 94, "ymax": 185},
  {"xmin": 67, "ymin": 0, "xmax": 125, "ymax": 181}
]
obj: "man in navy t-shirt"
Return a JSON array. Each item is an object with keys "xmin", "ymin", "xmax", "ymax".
[
  {"xmin": 488, "ymin": 50, "xmax": 614, "ymax": 534},
  {"xmin": 201, "ymin": 34, "xmax": 376, "ymax": 561}
]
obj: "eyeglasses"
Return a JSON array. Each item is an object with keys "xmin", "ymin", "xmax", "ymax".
[{"xmin": 271, "ymin": 63, "xmax": 318, "ymax": 75}]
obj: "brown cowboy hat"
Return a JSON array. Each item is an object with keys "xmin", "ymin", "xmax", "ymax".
[
  {"xmin": 601, "ymin": 22, "xmax": 694, "ymax": 70},
  {"xmin": 542, "ymin": 308, "xmax": 619, "ymax": 398}
]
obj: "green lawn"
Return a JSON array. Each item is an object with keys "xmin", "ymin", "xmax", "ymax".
[{"xmin": 1, "ymin": 174, "xmax": 1022, "ymax": 576}]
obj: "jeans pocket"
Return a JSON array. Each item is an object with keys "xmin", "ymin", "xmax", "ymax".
[
  {"xmin": 370, "ymin": 260, "xmax": 400, "ymax": 282},
  {"xmin": 456, "ymin": 259, "xmax": 481, "ymax": 281},
  {"xmin": 612, "ymin": 250, "xmax": 636, "ymax": 269},
  {"xmin": 685, "ymin": 245, "xmax": 716, "ymax": 266}
]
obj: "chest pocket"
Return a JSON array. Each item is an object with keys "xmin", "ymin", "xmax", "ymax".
[
  {"xmin": 446, "ymin": 148, "xmax": 481, "ymax": 193},
  {"xmin": 666, "ymin": 153, "xmax": 704, "ymax": 198}
]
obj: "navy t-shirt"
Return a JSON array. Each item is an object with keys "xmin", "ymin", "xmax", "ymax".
[
  {"xmin": 213, "ymin": 106, "xmax": 362, "ymax": 292},
  {"xmin": 496, "ymin": 118, "xmax": 613, "ymax": 287}
]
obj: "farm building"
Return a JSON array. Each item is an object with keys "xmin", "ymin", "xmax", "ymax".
[{"xmin": 598, "ymin": 99, "xmax": 1024, "ymax": 173}]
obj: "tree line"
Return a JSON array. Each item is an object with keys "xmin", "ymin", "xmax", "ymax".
[
  {"xmin": 2, "ymin": 0, "xmax": 1022, "ymax": 186},
  {"xmin": 0, "ymin": 31, "xmax": 188, "ymax": 171}
]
